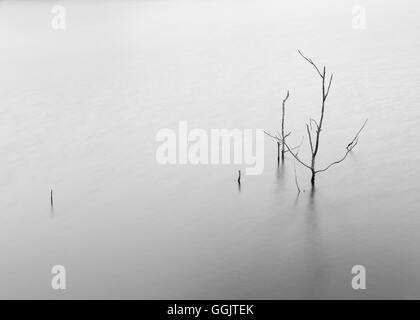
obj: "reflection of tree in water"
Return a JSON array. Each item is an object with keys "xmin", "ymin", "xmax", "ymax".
[{"xmin": 299, "ymin": 187, "xmax": 330, "ymax": 298}]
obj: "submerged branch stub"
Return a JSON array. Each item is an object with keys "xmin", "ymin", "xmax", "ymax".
[{"xmin": 283, "ymin": 140, "xmax": 312, "ymax": 170}]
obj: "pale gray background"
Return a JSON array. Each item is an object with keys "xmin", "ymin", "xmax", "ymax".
[{"xmin": 0, "ymin": 0, "xmax": 419, "ymax": 299}]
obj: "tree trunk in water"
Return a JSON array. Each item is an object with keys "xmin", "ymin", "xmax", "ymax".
[{"xmin": 311, "ymin": 171, "xmax": 316, "ymax": 186}]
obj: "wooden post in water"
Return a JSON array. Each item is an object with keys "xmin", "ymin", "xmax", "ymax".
[{"xmin": 50, "ymin": 189, "xmax": 54, "ymax": 208}]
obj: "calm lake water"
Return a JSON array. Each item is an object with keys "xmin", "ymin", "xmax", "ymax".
[{"xmin": 0, "ymin": 0, "xmax": 420, "ymax": 299}]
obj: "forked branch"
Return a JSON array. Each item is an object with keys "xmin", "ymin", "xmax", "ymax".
[{"xmin": 316, "ymin": 119, "xmax": 368, "ymax": 173}]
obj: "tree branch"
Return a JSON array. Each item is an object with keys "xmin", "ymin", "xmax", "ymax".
[
  {"xmin": 309, "ymin": 118, "xmax": 319, "ymax": 132},
  {"xmin": 325, "ymin": 73, "xmax": 333, "ymax": 99},
  {"xmin": 298, "ymin": 50, "xmax": 323, "ymax": 78},
  {"xmin": 294, "ymin": 161, "xmax": 301, "ymax": 194},
  {"xmin": 283, "ymin": 140, "xmax": 312, "ymax": 170},
  {"xmin": 315, "ymin": 119, "xmax": 368, "ymax": 173},
  {"xmin": 264, "ymin": 130, "xmax": 280, "ymax": 141},
  {"xmin": 264, "ymin": 131, "xmax": 302, "ymax": 154},
  {"xmin": 306, "ymin": 124, "xmax": 314, "ymax": 154},
  {"xmin": 282, "ymin": 90, "xmax": 290, "ymax": 104},
  {"xmin": 346, "ymin": 118, "xmax": 368, "ymax": 150},
  {"xmin": 285, "ymin": 136, "xmax": 304, "ymax": 153}
]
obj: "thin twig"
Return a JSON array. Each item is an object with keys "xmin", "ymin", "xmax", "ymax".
[
  {"xmin": 298, "ymin": 50, "xmax": 323, "ymax": 78},
  {"xmin": 309, "ymin": 118, "xmax": 319, "ymax": 131},
  {"xmin": 264, "ymin": 131, "xmax": 279, "ymax": 141},
  {"xmin": 346, "ymin": 118, "xmax": 368, "ymax": 150},
  {"xmin": 316, "ymin": 119, "xmax": 368, "ymax": 173},
  {"xmin": 306, "ymin": 124, "xmax": 314, "ymax": 154},
  {"xmin": 283, "ymin": 140, "xmax": 312, "ymax": 170},
  {"xmin": 325, "ymin": 73, "xmax": 334, "ymax": 98},
  {"xmin": 264, "ymin": 131, "xmax": 303, "ymax": 154},
  {"xmin": 282, "ymin": 90, "xmax": 290, "ymax": 104},
  {"xmin": 281, "ymin": 90, "xmax": 290, "ymax": 161}
]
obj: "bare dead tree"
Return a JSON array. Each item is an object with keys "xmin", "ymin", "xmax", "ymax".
[{"xmin": 283, "ymin": 50, "xmax": 368, "ymax": 186}]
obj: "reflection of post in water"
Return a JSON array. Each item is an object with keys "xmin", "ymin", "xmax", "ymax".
[
  {"xmin": 300, "ymin": 184, "xmax": 326, "ymax": 297},
  {"xmin": 276, "ymin": 160, "xmax": 285, "ymax": 181},
  {"xmin": 309, "ymin": 185, "xmax": 317, "ymax": 211},
  {"xmin": 50, "ymin": 189, "xmax": 54, "ymax": 216}
]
